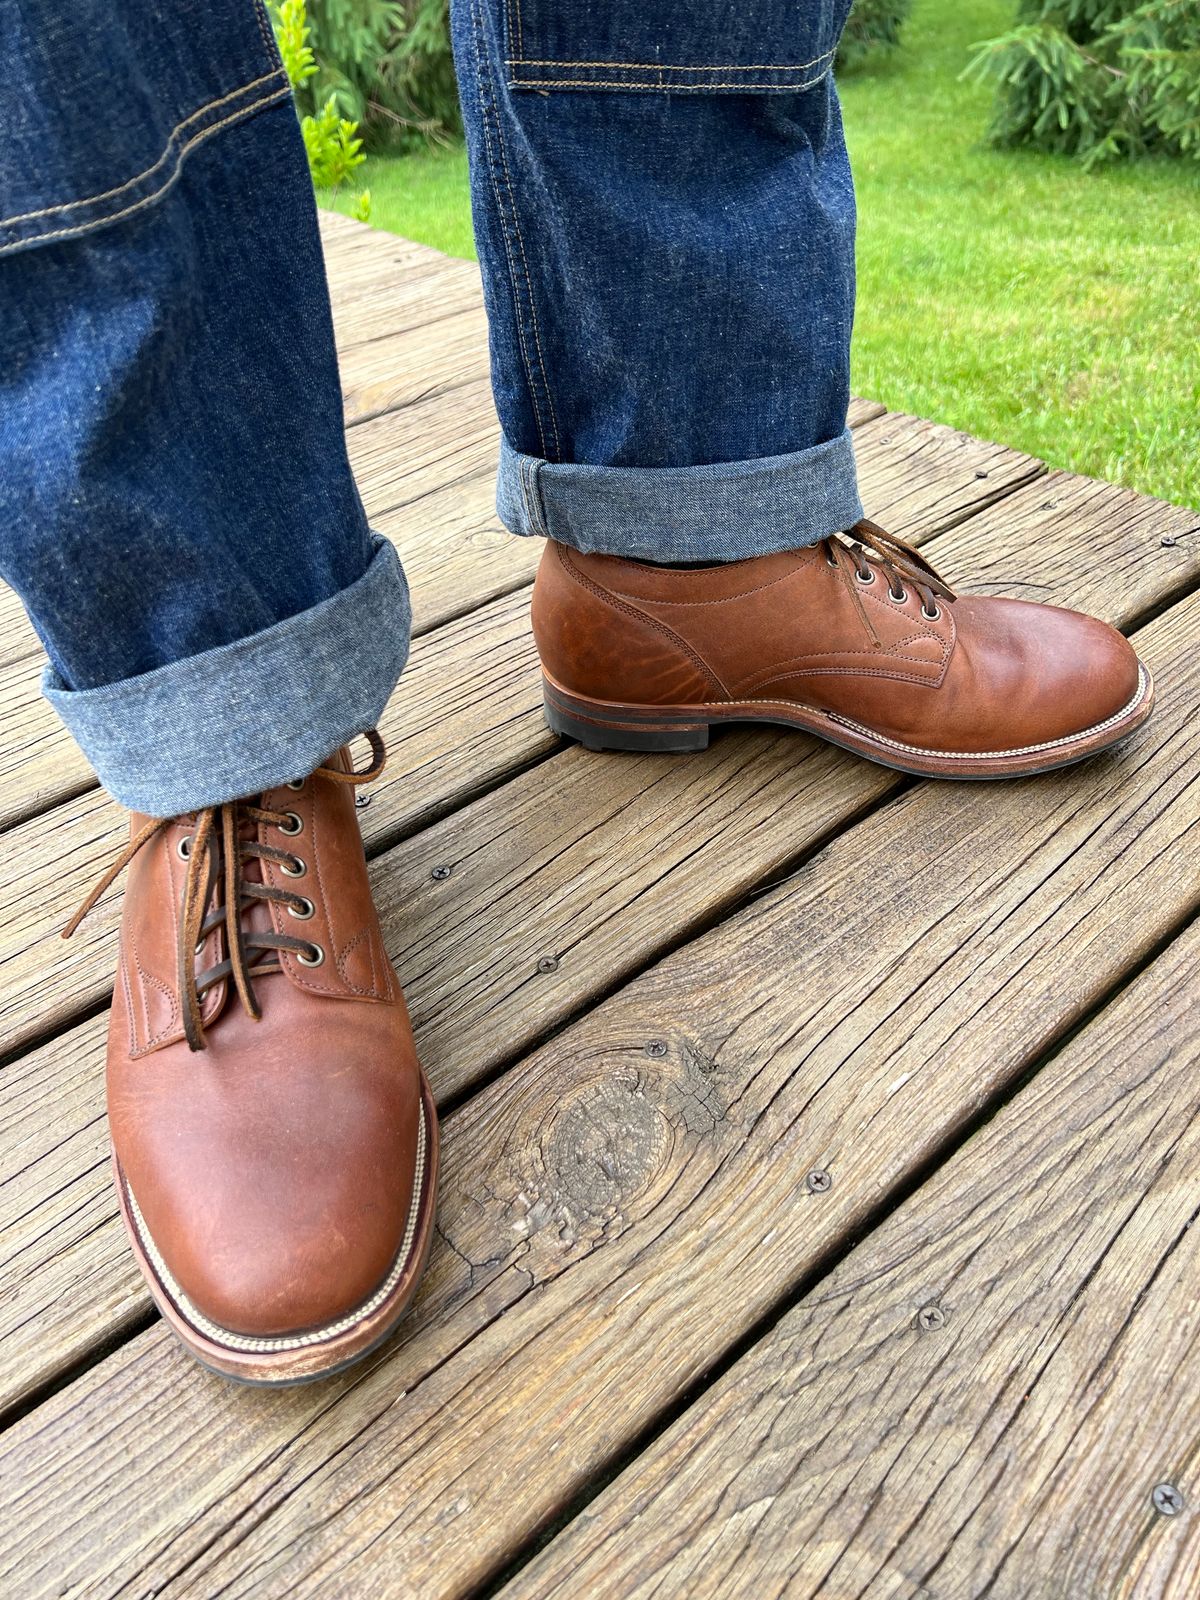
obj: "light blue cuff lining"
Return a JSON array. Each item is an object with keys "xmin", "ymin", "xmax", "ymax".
[
  {"xmin": 496, "ymin": 426, "xmax": 863, "ymax": 561},
  {"xmin": 44, "ymin": 534, "xmax": 410, "ymax": 816}
]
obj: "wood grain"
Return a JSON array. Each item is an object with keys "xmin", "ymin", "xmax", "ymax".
[
  {"xmin": 502, "ymin": 916, "xmax": 1200, "ymax": 1600},
  {"xmin": 0, "ymin": 592, "xmax": 1193, "ymax": 1599},
  {"xmin": 2, "ymin": 461, "xmax": 1194, "ymax": 1410}
]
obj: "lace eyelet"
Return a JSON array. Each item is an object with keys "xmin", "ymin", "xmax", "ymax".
[
  {"xmin": 923, "ymin": 604, "xmax": 941, "ymax": 621},
  {"xmin": 890, "ymin": 586, "xmax": 908, "ymax": 604},
  {"xmin": 278, "ymin": 811, "xmax": 304, "ymax": 836},
  {"xmin": 297, "ymin": 943, "xmax": 325, "ymax": 967},
  {"xmin": 285, "ymin": 778, "xmax": 305, "ymax": 792},
  {"xmin": 280, "ymin": 854, "xmax": 306, "ymax": 878},
  {"xmin": 855, "ymin": 568, "xmax": 876, "ymax": 586},
  {"xmin": 288, "ymin": 897, "xmax": 316, "ymax": 921},
  {"xmin": 177, "ymin": 836, "xmax": 192, "ymax": 860}
]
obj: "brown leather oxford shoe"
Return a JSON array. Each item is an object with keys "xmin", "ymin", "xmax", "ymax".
[
  {"xmin": 66, "ymin": 733, "xmax": 438, "ymax": 1383},
  {"xmin": 532, "ymin": 522, "xmax": 1153, "ymax": 780}
]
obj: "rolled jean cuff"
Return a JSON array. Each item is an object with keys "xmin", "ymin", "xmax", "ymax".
[
  {"xmin": 496, "ymin": 426, "xmax": 863, "ymax": 562},
  {"xmin": 44, "ymin": 535, "xmax": 410, "ymax": 816}
]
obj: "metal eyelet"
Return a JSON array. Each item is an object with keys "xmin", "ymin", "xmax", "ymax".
[
  {"xmin": 285, "ymin": 778, "xmax": 305, "ymax": 792},
  {"xmin": 278, "ymin": 811, "xmax": 304, "ymax": 836},
  {"xmin": 855, "ymin": 567, "xmax": 876, "ymax": 586},
  {"xmin": 923, "ymin": 604, "xmax": 941, "ymax": 621},
  {"xmin": 177, "ymin": 836, "xmax": 192, "ymax": 860},
  {"xmin": 890, "ymin": 586, "xmax": 908, "ymax": 604},
  {"xmin": 297, "ymin": 943, "xmax": 325, "ymax": 967},
  {"xmin": 288, "ymin": 897, "xmax": 315, "ymax": 921},
  {"xmin": 280, "ymin": 854, "xmax": 306, "ymax": 878}
]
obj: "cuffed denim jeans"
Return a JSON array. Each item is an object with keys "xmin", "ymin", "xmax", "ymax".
[{"xmin": 0, "ymin": 0, "xmax": 860, "ymax": 815}]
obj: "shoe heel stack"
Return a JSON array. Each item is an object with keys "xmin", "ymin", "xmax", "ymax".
[{"xmin": 542, "ymin": 676, "xmax": 710, "ymax": 753}]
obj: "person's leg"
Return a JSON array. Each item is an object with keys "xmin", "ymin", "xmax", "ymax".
[
  {"xmin": 1, "ymin": 0, "xmax": 409, "ymax": 815},
  {"xmin": 2, "ymin": 0, "xmax": 436, "ymax": 1380},
  {"xmin": 450, "ymin": 0, "xmax": 860, "ymax": 561},
  {"xmin": 452, "ymin": 0, "xmax": 1153, "ymax": 777}
]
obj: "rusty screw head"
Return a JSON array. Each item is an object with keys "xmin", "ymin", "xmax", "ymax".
[
  {"xmin": 644, "ymin": 1040, "xmax": 668, "ymax": 1058},
  {"xmin": 806, "ymin": 1169, "xmax": 832, "ymax": 1194},
  {"xmin": 355, "ymin": 791, "xmax": 371, "ymax": 809},
  {"xmin": 916, "ymin": 1305, "xmax": 946, "ymax": 1332},
  {"xmin": 1153, "ymin": 1483, "xmax": 1184, "ymax": 1516},
  {"xmin": 537, "ymin": 955, "xmax": 559, "ymax": 973},
  {"xmin": 430, "ymin": 864, "xmax": 453, "ymax": 881}
]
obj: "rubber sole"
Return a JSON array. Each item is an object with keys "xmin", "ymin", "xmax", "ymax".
[
  {"xmin": 115, "ymin": 1072, "xmax": 440, "ymax": 1385},
  {"xmin": 543, "ymin": 663, "xmax": 1156, "ymax": 781}
]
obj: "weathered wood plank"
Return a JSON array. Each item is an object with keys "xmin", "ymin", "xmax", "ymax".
[
  {"xmin": 0, "ymin": 411, "xmax": 1038, "ymax": 1056},
  {"xmin": 502, "ymin": 917, "xmax": 1200, "ymax": 1600},
  {"xmin": 1, "ymin": 459, "xmax": 1192, "ymax": 1408},
  {"xmin": 0, "ymin": 591, "xmax": 1193, "ymax": 1600}
]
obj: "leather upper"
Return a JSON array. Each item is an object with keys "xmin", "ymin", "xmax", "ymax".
[
  {"xmin": 532, "ymin": 538, "xmax": 1142, "ymax": 756},
  {"xmin": 106, "ymin": 762, "xmax": 424, "ymax": 1338}
]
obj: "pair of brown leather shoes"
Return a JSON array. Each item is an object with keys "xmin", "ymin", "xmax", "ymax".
[{"xmin": 81, "ymin": 526, "xmax": 1151, "ymax": 1382}]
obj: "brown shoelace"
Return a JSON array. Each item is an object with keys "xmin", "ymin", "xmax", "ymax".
[
  {"xmin": 823, "ymin": 519, "xmax": 956, "ymax": 637},
  {"xmin": 63, "ymin": 731, "xmax": 387, "ymax": 1051}
]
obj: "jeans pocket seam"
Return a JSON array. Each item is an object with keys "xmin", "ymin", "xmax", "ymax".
[{"xmin": 0, "ymin": 73, "xmax": 289, "ymax": 253}]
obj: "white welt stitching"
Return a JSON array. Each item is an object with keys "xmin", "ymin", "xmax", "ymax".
[
  {"xmin": 124, "ymin": 1098, "xmax": 428, "ymax": 1354},
  {"xmin": 828, "ymin": 664, "xmax": 1151, "ymax": 759}
]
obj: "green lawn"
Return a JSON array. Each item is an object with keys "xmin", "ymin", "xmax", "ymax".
[{"xmin": 325, "ymin": 0, "xmax": 1200, "ymax": 508}]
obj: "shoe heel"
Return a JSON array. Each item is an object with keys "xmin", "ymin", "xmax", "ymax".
[{"xmin": 543, "ymin": 681, "xmax": 710, "ymax": 753}]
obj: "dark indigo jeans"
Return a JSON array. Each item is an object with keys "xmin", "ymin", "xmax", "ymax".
[{"xmin": 0, "ymin": 0, "xmax": 859, "ymax": 815}]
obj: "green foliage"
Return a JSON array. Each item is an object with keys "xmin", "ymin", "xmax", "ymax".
[
  {"xmin": 968, "ymin": 0, "xmax": 1200, "ymax": 166},
  {"xmin": 291, "ymin": 0, "xmax": 460, "ymax": 152},
  {"xmin": 837, "ymin": 0, "xmax": 915, "ymax": 73},
  {"xmin": 272, "ymin": 0, "xmax": 371, "ymax": 216}
]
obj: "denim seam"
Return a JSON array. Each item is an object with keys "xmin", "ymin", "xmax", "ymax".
[
  {"xmin": 560, "ymin": 546, "xmax": 727, "ymax": 697},
  {"xmin": 0, "ymin": 81, "xmax": 291, "ymax": 256},
  {"xmin": 504, "ymin": 49, "xmax": 836, "ymax": 70},
  {"xmin": 471, "ymin": 0, "xmax": 559, "ymax": 460},
  {"xmin": 520, "ymin": 457, "xmax": 549, "ymax": 537},
  {"xmin": 507, "ymin": 71, "xmax": 832, "ymax": 91},
  {"xmin": 0, "ymin": 70, "xmax": 287, "ymax": 229}
]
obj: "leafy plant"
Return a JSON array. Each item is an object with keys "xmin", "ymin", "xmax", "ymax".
[
  {"xmin": 967, "ymin": 0, "xmax": 1200, "ymax": 166},
  {"xmin": 271, "ymin": 0, "xmax": 372, "ymax": 217},
  {"xmin": 289, "ymin": 0, "xmax": 460, "ymax": 152},
  {"xmin": 837, "ymin": 0, "xmax": 915, "ymax": 73}
]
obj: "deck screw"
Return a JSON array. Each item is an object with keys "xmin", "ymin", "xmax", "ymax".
[
  {"xmin": 430, "ymin": 864, "xmax": 453, "ymax": 881},
  {"xmin": 644, "ymin": 1039, "xmax": 668, "ymax": 1058},
  {"xmin": 1161, "ymin": 537, "xmax": 1177, "ymax": 548},
  {"xmin": 806, "ymin": 1168, "xmax": 832, "ymax": 1194},
  {"xmin": 975, "ymin": 470, "xmax": 989, "ymax": 480},
  {"xmin": 916, "ymin": 1304, "xmax": 946, "ymax": 1332},
  {"xmin": 1153, "ymin": 1483, "xmax": 1184, "ymax": 1516},
  {"xmin": 537, "ymin": 955, "xmax": 559, "ymax": 973},
  {"xmin": 355, "ymin": 791, "xmax": 371, "ymax": 809}
]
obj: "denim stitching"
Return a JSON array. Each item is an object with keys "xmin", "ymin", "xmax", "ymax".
[
  {"xmin": 504, "ymin": 49, "xmax": 836, "ymax": 70},
  {"xmin": 471, "ymin": 0, "xmax": 554, "ymax": 459},
  {"xmin": 507, "ymin": 70, "xmax": 832, "ymax": 91},
  {"xmin": 0, "ymin": 82, "xmax": 291, "ymax": 256},
  {"xmin": 0, "ymin": 70, "xmax": 286, "ymax": 229},
  {"xmin": 486, "ymin": 66, "xmax": 561, "ymax": 455},
  {"xmin": 521, "ymin": 458, "xmax": 550, "ymax": 537}
]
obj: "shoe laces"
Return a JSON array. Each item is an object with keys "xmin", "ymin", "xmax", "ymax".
[
  {"xmin": 822, "ymin": 518, "xmax": 956, "ymax": 622},
  {"xmin": 63, "ymin": 730, "xmax": 387, "ymax": 1052}
]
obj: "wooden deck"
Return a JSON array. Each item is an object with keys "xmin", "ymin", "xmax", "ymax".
[{"xmin": 1, "ymin": 211, "xmax": 1199, "ymax": 1598}]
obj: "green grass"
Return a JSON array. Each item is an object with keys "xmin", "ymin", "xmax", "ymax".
[{"xmin": 323, "ymin": 0, "xmax": 1200, "ymax": 508}]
